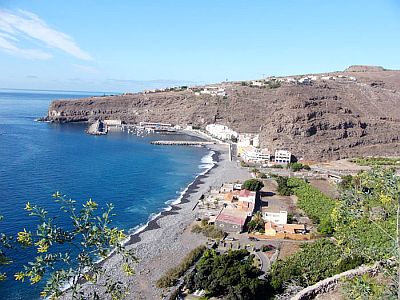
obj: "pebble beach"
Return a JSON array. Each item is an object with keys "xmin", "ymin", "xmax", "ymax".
[{"xmin": 71, "ymin": 143, "xmax": 251, "ymax": 299}]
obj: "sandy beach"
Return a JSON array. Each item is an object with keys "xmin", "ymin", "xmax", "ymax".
[{"xmin": 68, "ymin": 142, "xmax": 251, "ymax": 299}]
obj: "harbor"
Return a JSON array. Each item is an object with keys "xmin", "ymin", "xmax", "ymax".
[{"xmin": 151, "ymin": 140, "xmax": 215, "ymax": 146}]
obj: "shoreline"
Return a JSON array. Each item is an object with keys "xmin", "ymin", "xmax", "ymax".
[
  {"xmin": 71, "ymin": 142, "xmax": 251, "ymax": 299},
  {"xmin": 125, "ymin": 148, "xmax": 220, "ymax": 245}
]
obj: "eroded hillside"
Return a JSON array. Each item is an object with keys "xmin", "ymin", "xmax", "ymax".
[{"xmin": 44, "ymin": 66, "xmax": 400, "ymax": 160}]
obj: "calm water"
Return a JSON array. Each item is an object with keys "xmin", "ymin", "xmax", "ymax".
[{"xmin": 0, "ymin": 90, "xmax": 210, "ymax": 299}]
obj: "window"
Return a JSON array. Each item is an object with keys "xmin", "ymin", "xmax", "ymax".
[
  {"xmin": 232, "ymin": 225, "xmax": 238, "ymax": 229},
  {"xmin": 219, "ymin": 224, "xmax": 224, "ymax": 227}
]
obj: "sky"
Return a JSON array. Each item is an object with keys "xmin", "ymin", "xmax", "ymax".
[{"xmin": 0, "ymin": 0, "xmax": 399, "ymax": 92}]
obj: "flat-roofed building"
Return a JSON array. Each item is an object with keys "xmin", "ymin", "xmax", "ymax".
[
  {"xmin": 215, "ymin": 208, "xmax": 249, "ymax": 233},
  {"xmin": 243, "ymin": 146, "xmax": 271, "ymax": 163},
  {"xmin": 263, "ymin": 210, "xmax": 288, "ymax": 225},
  {"xmin": 274, "ymin": 150, "xmax": 291, "ymax": 164}
]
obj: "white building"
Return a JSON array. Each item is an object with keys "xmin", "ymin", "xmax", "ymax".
[
  {"xmin": 200, "ymin": 86, "xmax": 226, "ymax": 97},
  {"xmin": 263, "ymin": 210, "xmax": 288, "ymax": 225},
  {"xmin": 251, "ymin": 80, "xmax": 264, "ymax": 87},
  {"xmin": 274, "ymin": 150, "xmax": 291, "ymax": 164},
  {"xmin": 205, "ymin": 124, "xmax": 238, "ymax": 141},
  {"xmin": 238, "ymin": 133, "xmax": 260, "ymax": 148},
  {"xmin": 103, "ymin": 120, "xmax": 122, "ymax": 126},
  {"xmin": 243, "ymin": 146, "xmax": 271, "ymax": 163}
]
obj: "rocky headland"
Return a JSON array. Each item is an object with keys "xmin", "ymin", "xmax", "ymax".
[{"xmin": 43, "ymin": 66, "xmax": 400, "ymax": 161}]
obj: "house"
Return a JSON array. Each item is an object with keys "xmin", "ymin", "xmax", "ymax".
[
  {"xmin": 274, "ymin": 150, "xmax": 291, "ymax": 164},
  {"xmin": 103, "ymin": 119, "xmax": 122, "ymax": 126},
  {"xmin": 243, "ymin": 146, "xmax": 271, "ymax": 163},
  {"xmin": 222, "ymin": 190, "xmax": 240, "ymax": 203},
  {"xmin": 238, "ymin": 189, "xmax": 256, "ymax": 203},
  {"xmin": 205, "ymin": 124, "xmax": 238, "ymax": 141},
  {"xmin": 238, "ymin": 189, "xmax": 256, "ymax": 216},
  {"xmin": 264, "ymin": 221, "xmax": 306, "ymax": 236},
  {"xmin": 215, "ymin": 208, "xmax": 249, "ymax": 233},
  {"xmin": 263, "ymin": 210, "xmax": 288, "ymax": 225},
  {"xmin": 237, "ymin": 133, "xmax": 260, "ymax": 156},
  {"xmin": 220, "ymin": 183, "xmax": 234, "ymax": 193},
  {"xmin": 233, "ymin": 183, "xmax": 242, "ymax": 190}
]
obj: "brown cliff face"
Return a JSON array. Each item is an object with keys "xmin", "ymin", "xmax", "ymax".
[{"xmin": 45, "ymin": 66, "xmax": 400, "ymax": 161}]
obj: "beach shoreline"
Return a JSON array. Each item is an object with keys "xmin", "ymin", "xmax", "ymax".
[{"xmin": 73, "ymin": 142, "xmax": 251, "ymax": 299}]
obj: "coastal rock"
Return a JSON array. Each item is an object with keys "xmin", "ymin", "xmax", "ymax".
[{"xmin": 44, "ymin": 66, "xmax": 400, "ymax": 161}]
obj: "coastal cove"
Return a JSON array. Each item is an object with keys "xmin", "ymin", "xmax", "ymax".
[{"xmin": 0, "ymin": 90, "xmax": 214, "ymax": 300}]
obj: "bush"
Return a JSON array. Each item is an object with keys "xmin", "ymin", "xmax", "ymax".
[
  {"xmin": 156, "ymin": 245, "xmax": 206, "ymax": 288},
  {"xmin": 269, "ymin": 239, "xmax": 363, "ymax": 291},
  {"xmin": 242, "ymin": 179, "xmax": 264, "ymax": 191},
  {"xmin": 186, "ymin": 249, "xmax": 267, "ymax": 299},
  {"xmin": 276, "ymin": 176, "xmax": 293, "ymax": 196}
]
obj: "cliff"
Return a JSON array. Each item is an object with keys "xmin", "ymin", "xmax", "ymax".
[{"xmin": 44, "ymin": 66, "xmax": 400, "ymax": 161}]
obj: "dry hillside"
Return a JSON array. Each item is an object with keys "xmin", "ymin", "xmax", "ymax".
[{"xmin": 44, "ymin": 66, "xmax": 400, "ymax": 160}]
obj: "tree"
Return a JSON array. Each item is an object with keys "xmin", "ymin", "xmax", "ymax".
[
  {"xmin": 13, "ymin": 192, "xmax": 137, "ymax": 299},
  {"xmin": 242, "ymin": 179, "xmax": 264, "ymax": 192},
  {"xmin": 185, "ymin": 249, "xmax": 267, "ymax": 299},
  {"xmin": 247, "ymin": 212, "xmax": 265, "ymax": 233}
]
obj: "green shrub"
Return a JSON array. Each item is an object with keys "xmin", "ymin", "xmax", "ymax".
[
  {"xmin": 186, "ymin": 249, "xmax": 267, "ymax": 299},
  {"xmin": 242, "ymin": 179, "xmax": 264, "ymax": 191},
  {"xmin": 269, "ymin": 239, "xmax": 363, "ymax": 291}
]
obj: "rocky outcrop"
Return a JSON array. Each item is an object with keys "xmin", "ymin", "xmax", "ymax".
[{"xmin": 43, "ymin": 67, "xmax": 400, "ymax": 161}]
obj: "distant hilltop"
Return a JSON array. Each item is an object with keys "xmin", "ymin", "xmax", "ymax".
[
  {"xmin": 43, "ymin": 66, "xmax": 400, "ymax": 161},
  {"xmin": 344, "ymin": 65, "xmax": 386, "ymax": 72}
]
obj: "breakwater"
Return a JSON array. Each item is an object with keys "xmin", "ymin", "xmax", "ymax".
[{"xmin": 151, "ymin": 140, "xmax": 215, "ymax": 146}]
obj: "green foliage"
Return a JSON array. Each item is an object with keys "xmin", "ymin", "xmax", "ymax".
[
  {"xmin": 156, "ymin": 245, "xmax": 206, "ymax": 289},
  {"xmin": 342, "ymin": 274, "xmax": 394, "ymax": 300},
  {"xmin": 191, "ymin": 223, "xmax": 225, "ymax": 239},
  {"xmin": 185, "ymin": 249, "xmax": 267, "ymax": 299},
  {"xmin": 247, "ymin": 212, "xmax": 265, "ymax": 233},
  {"xmin": 339, "ymin": 175, "xmax": 354, "ymax": 190},
  {"xmin": 333, "ymin": 168, "xmax": 400, "ymax": 262},
  {"xmin": 276, "ymin": 176, "xmax": 293, "ymax": 196},
  {"xmin": 351, "ymin": 157, "xmax": 400, "ymax": 166},
  {"xmin": 288, "ymin": 162, "xmax": 307, "ymax": 172},
  {"xmin": 14, "ymin": 193, "xmax": 137, "ymax": 299},
  {"xmin": 269, "ymin": 239, "xmax": 363, "ymax": 291},
  {"xmin": 242, "ymin": 179, "xmax": 264, "ymax": 191},
  {"xmin": 0, "ymin": 215, "xmax": 13, "ymax": 281},
  {"xmin": 287, "ymin": 178, "xmax": 336, "ymax": 234}
]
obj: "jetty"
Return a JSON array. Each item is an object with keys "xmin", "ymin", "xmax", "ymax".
[
  {"xmin": 87, "ymin": 120, "xmax": 107, "ymax": 135},
  {"xmin": 151, "ymin": 141, "xmax": 215, "ymax": 146}
]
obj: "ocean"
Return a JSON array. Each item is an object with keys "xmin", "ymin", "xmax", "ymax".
[{"xmin": 0, "ymin": 90, "xmax": 211, "ymax": 299}]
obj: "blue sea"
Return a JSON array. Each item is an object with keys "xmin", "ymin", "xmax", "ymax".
[{"xmin": 0, "ymin": 90, "xmax": 211, "ymax": 299}]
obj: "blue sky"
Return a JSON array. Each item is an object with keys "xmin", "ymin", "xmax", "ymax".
[{"xmin": 0, "ymin": 0, "xmax": 399, "ymax": 92}]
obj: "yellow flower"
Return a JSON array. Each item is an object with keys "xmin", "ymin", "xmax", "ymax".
[
  {"xmin": 25, "ymin": 202, "xmax": 33, "ymax": 211},
  {"xmin": 83, "ymin": 273, "xmax": 94, "ymax": 282},
  {"xmin": 17, "ymin": 229, "xmax": 32, "ymax": 246},
  {"xmin": 30, "ymin": 274, "xmax": 42, "ymax": 284},
  {"xmin": 35, "ymin": 239, "xmax": 49, "ymax": 253},
  {"xmin": 85, "ymin": 199, "xmax": 98, "ymax": 209},
  {"xmin": 0, "ymin": 273, "xmax": 7, "ymax": 281},
  {"xmin": 122, "ymin": 263, "xmax": 135, "ymax": 276},
  {"xmin": 14, "ymin": 272, "xmax": 25, "ymax": 281},
  {"xmin": 39, "ymin": 291, "xmax": 47, "ymax": 298}
]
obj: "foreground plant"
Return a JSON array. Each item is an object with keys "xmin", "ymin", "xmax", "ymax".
[{"xmin": 15, "ymin": 192, "xmax": 137, "ymax": 299}]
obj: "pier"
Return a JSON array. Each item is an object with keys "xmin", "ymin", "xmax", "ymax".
[{"xmin": 151, "ymin": 141, "xmax": 215, "ymax": 146}]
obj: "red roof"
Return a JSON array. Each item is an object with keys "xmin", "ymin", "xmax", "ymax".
[
  {"xmin": 216, "ymin": 208, "xmax": 248, "ymax": 226},
  {"xmin": 239, "ymin": 189, "xmax": 255, "ymax": 197}
]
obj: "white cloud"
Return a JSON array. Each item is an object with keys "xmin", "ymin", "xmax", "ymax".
[{"xmin": 0, "ymin": 9, "xmax": 92, "ymax": 60}]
